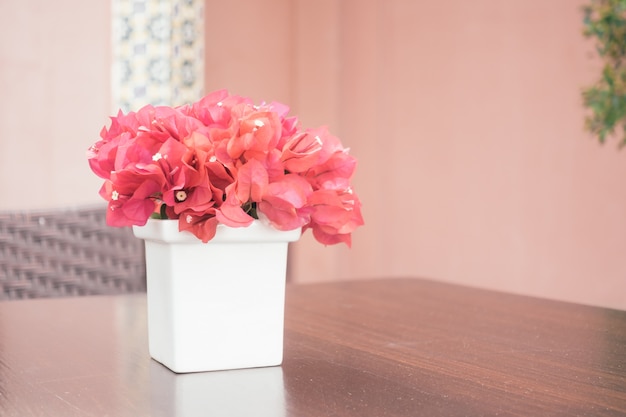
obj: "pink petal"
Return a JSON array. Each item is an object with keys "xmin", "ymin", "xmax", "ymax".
[
  {"xmin": 258, "ymin": 198, "xmax": 306, "ymax": 230},
  {"xmin": 178, "ymin": 213, "xmax": 219, "ymax": 243},
  {"xmin": 236, "ymin": 159, "xmax": 268, "ymax": 203},
  {"xmin": 215, "ymin": 195, "xmax": 255, "ymax": 227},
  {"xmin": 265, "ymin": 175, "xmax": 312, "ymax": 208},
  {"xmin": 312, "ymin": 226, "xmax": 352, "ymax": 247}
]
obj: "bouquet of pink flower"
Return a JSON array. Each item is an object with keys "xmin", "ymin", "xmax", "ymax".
[{"xmin": 86, "ymin": 90, "xmax": 364, "ymax": 246}]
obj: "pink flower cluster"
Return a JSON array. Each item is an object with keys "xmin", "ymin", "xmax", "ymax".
[{"xmin": 87, "ymin": 90, "xmax": 364, "ymax": 246}]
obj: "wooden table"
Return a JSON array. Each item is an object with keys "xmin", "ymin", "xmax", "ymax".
[{"xmin": 0, "ymin": 278, "xmax": 625, "ymax": 416}]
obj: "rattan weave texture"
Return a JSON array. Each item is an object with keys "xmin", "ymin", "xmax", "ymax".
[{"xmin": 0, "ymin": 205, "xmax": 146, "ymax": 300}]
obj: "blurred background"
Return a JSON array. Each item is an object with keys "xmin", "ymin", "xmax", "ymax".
[{"xmin": 1, "ymin": 0, "xmax": 625, "ymax": 309}]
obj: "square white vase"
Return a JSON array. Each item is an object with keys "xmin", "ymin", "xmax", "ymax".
[{"xmin": 133, "ymin": 219, "xmax": 301, "ymax": 373}]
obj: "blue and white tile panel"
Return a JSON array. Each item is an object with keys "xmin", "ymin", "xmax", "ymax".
[{"xmin": 111, "ymin": 0, "xmax": 204, "ymax": 112}]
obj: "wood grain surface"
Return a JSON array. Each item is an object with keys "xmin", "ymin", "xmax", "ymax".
[{"xmin": 0, "ymin": 278, "xmax": 624, "ymax": 416}]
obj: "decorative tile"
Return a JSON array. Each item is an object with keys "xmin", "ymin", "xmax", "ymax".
[{"xmin": 111, "ymin": 0, "xmax": 204, "ymax": 112}]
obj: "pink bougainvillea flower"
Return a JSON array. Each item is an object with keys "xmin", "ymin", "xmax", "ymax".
[
  {"xmin": 155, "ymin": 138, "xmax": 215, "ymax": 215},
  {"xmin": 280, "ymin": 131, "xmax": 324, "ymax": 173},
  {"xmin": 181, "ymin": 130, "xmax": 213, "ymax": 157},
  {"xmin": 89, "ymin": 109, "xmax": 142, "ymax": 168},
  {"xmin": 205, "ymin": 156, "xmax": 235, "ymax": 193},
  {"xmin": 226, "ymin": 108, "xmax": 282, "ymax": 160},
  {"xmin": 149, "ymin": 106, "xmax": 201, "ymax": 141},
  {"xmin": 263, "ymin": 149, "xmax": 288, "ymax": 182},
  {"xmin": 305, "ymin": 188, "xmax": 364, "ymax": 247},
  {"xmin": 87, "ymin": 89, "xmax": 364, "ymax": 246},
  {"xmin": 163, "ymin": 178, "xmax": 215, "ymax": 216},
  {"xmin": 87, "ymin": 106, "xmax": 197, "ymax": 180},
  {"xmin": 258, "ymin": 174, "xmax": 313, "ymax": 231},
  {"xmin": 181, "ymin": 90, "xmax": 249, "ymax": 127},
  {"xmin": 87, "ymin": 109, "xmax": 147, "ymax": 180},
  {"xmin": 100, "ymin": 166, "xmax": 165, "ymax": 227},
  {"xmin": 103, "ymin": 109, "xmax": 141, "ymax": 139},
  {"xmin": 177, "ymin": 211, "xmax": 219, "ymax": 243},
  {"xmin": 181, "ymin": 91, "xmax": 228, "ymax": 129},
  {"xmin": 235, "ymin": 159, "xmax": 269, "ymax": 204},
  {"xmin": 267, "ymin": 101, "xmax": 299, "ymax": 149},
  {"xmin": 305, "ymin": 149, "xmax": 358, "ymax": 191},
  {"xmin": 215, "ymin": 191, "xmax": 255, "ymax": 227},
  {"xmin": 306, "ymin": 126, "xmax": 344, "ymax": 157},
  {"xmin": 87, "ymin": 132, "xmax": 129, "ymax": 180}
]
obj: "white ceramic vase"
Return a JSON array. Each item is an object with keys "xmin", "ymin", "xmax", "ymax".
[{"xmin": 132, "ymin": 219, "xmax": 301, "ymax": 373}]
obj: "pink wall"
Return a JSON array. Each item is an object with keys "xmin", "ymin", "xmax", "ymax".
[
  {"xmin": 0, "ymin": 0, "xmax": 111, "ymax": 210},
  {"xmin": 1, "ymin": 0, "xmax": 624, "ymax": 310},
  {"xmin": 205, "ymin": 0, "xmax": 626, "ymax": 310}
]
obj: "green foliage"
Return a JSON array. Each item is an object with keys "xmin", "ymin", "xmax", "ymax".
[
  {"xmin": 150, "ymin": 203, "xmax": 169, "ymax": 219},
  {"xmin": 582, "ymin": 0, "xmax": 626, "ymax": 146}
]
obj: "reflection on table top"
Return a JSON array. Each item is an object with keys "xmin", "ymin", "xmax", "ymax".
[{"xmin": 0, "ymin": 278, "xmax": 624, "ymax": 416}]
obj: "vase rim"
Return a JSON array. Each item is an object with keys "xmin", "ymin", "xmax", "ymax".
[{"xmin": 132, "ymin": 218, "xmax": 302, "ymax": 244}]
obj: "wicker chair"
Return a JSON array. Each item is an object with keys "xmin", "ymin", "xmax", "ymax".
[{"xmin": 0, "ymin": 205, "xmax": 146, "ymax": 300}]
